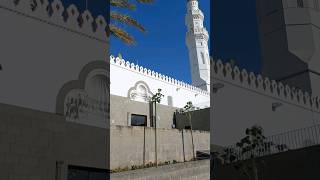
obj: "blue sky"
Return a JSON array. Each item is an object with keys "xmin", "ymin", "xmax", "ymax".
[
  {"xmin": 211, "ymin": 0, "xmax": 261, "ymax": 73},
  {"xmin": 57, "ymin": 1, "xmax": 209, "ymax": 83},
  {"xmin": 57, "ymin": 0, "xmax": 109, "ymax": 17},
  {"xmin": 57, "ymin": 1, "xmax": 261, "ymax": 82},
  {"xmin": 110, "ymin": 0, "xmax": 211, "ymax": 84}
]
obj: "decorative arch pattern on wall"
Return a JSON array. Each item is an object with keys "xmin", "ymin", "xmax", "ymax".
[
  {"xmin": 56, "ymin": 60, "xmax": 109, "ymax": 128},
  {"xmin": 127, "ymin": 81, "xmax": 153, "ymax": 103}
]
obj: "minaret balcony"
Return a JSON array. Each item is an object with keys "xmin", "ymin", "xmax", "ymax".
[
  {"xmin": 190, "ymin": 9, "xmax": 204, "ymax": 17},
  {"xmin": 187, "ymin": 28, "xmax": 209, "ymax": 37}
]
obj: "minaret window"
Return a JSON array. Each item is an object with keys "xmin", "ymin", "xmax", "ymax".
[
  {"xmin": 315, "ymin": 0, "xmax": 319, "ymax": 10},
  {"xmin": 201, "ymin": 52, "xmax": 206, "ymax": 64},
  {"xmin": 297, "ymin": 0, "xmax": 304, "ymax": 7},
  {"xmin": 167, "ymin": 96, "xmax": 173, "ymax": 106}
]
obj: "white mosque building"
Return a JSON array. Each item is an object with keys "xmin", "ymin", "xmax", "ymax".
[
  {"xmin": 0, "ymin": 0, "xmax": 210, "ymax": 129},
  {"xmin": 108, "ymin": 0, "xmax": 210, "ymax": 129},
  {"xmin": 110, "ymin": 0, "xmax": 210, "ymax": 109},
  {"xmin": 0, "ymin": 0, "xmax": 211, "ymax": 176}
]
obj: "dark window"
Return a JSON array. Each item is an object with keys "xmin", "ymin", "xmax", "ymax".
[
  {"xmin": 131, "ymin": 114, "xmax": 147, "ymax": 126},
  {"xmin": 172, "ymin": 113, "xmax": 177, "ymax": 128},
  {"xmin": 297, "ymin": 0, "xmax": 304, "ymax": 7},
  {"xmin": 315, "ymin": 0, "xmax": 319, "ymax": 10},
  {"xmin": 68, "ymin": 166, "xmax": 109, "ymax": 180},
  {"xmin": 167, "ymin": 96, "xmax": 173, "ymax": 106},
  {"xmin": 201, "ymin": 52, "xmax": 206, "ymax": 64}
]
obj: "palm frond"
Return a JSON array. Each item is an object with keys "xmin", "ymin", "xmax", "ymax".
[
  {"xmin": 109, "ymin": 0, "xmax": 155, "ymax": 45},
  {"xmin": 110, "ymin": 12, "xmax": 146, "ymax": 32},
  {"xmin": 109, "ymin": 24, "xmax": 135, "ymax": 45},
  {"xmin": 136, "ymin": 0, "xmax": 155, "ymax": 4},
  {"xmin": 110, "ymin": 0, "xmax": 136, "ymax": 10}
]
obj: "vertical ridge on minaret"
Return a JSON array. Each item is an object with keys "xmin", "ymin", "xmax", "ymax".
[{"xmin": 185, "ymin": 0, "xmax": 210, "ymax": 92}]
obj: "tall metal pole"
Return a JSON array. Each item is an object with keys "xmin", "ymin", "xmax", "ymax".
[
  {"xmin": 189, "ymin": 113, "xmax": 195, "ymax": 160},
  {"xmin": 154, "ymin": 101, "xmax": 158, "ymax": 167},
  {"xmin": 143, "ymin": 125, "xmax": 146, "ymax": 167}
]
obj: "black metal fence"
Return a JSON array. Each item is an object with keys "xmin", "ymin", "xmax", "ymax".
[{"xmin": 223, "ymin": 124, "xmax": 320, "ymax": 163}]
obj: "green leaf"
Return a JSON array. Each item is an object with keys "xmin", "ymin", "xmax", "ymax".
[
  {"xmin": 110, "ymin": 12, "xmax": 146, "ymax": 32},
  {"xmin": 110, "ymin": 0, "xmax": 154, "ymax": 45}
]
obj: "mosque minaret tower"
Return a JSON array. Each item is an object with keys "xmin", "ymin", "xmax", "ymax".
[{"xmin": 186, "ymin": 0, "xmax": 210, "ymax": 92}]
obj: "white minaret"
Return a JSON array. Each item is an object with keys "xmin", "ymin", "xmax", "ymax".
[{"xmin": 186, "ymin": 0, "xmax": 210, "ymax": 92}]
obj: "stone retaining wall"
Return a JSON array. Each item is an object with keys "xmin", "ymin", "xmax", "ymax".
[{"xmin": 110, "ymin": 125, "xmax": 210, "ymax": 170}]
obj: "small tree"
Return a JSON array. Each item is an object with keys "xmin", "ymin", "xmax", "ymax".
[
  {"xmin": 150, "ymin": 89, "xmax": 164, "ymax": 167},
  {"xmin": 181, "ymin": 101, "xmax": 196, "ymax": 160},
  {"xmin": 237, "ymin": 126, "xmax": 265, "ymax": 180},
  {"xmin": 229, "ymin": 59, "xmax": 236, "ymax": 68},
  {"xmin": 118, "ymin": 53, "xmax": 123, "ymax": 59},
  {"xmin": 216, "ymin": 125, "xmax": 288, "ymax": 180}
]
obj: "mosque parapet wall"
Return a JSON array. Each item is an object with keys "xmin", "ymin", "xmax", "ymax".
[
  {"xmin": 0, "ymin": 0, "xmax": 108, "ymax": 42},
  {"xmin": 211, "ymin": 59, "xmax": 320, "ymax": 112},
  {"xmin": 0, "ymin": 0, "xmax": 108, "ymax": 113},
  {"xmin": 110, "ymin": 55, "xmax": 210, "ymax": 96},
  {"xmin": 211, "ymin": 59, "xmax": 320, "ymax": 146}
]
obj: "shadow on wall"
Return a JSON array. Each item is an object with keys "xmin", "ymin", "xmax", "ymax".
[{"xmin": 212, "ymin": 144, "xmax": 320, "ymax": 180}]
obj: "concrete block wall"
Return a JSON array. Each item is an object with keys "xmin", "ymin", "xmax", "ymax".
[
  {"xmin": 111, "ymin": 159, "xmax": 210, "ymax": 180},
  {"xmin": 110, "ymin": 95, "xmax": 178, "ymax": 129},
  {"xmin": 176, "ymin": 108, "xmax": 210, "ymax": 131},
  {"xmin": 110, "ymin": 125, "xmax": 209, "ymax": 170},
  {"xmin": 0, "ymin": 103, "xmax": 108, "ymax": 180}
]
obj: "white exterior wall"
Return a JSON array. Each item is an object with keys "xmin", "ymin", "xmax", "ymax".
[
  {"xmin": 0, "ymin": 0, "xmax": 108, "ymax": 113},
  {"xmin": 210, "ymin": 60, "xmax": 320, "ymax": 146},
  {"xmin": 110, "ymin": 55, "xmax": 210, "ymax": 109}
]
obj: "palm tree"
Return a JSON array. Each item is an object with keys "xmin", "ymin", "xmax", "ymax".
[{"xmin": 110, "ymin": 0, "xmax": 154, "ymax": 45}]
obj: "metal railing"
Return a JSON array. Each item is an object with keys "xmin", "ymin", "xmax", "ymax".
[{"xmin": 223, "ymin": 124, "xmax": 320, "ymax": 162}]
